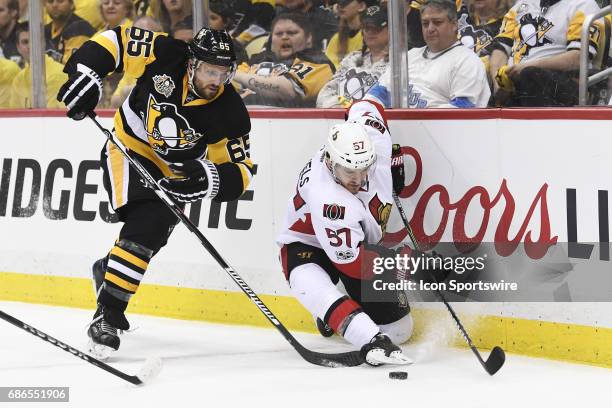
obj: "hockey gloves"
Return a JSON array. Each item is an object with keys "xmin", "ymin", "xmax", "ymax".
[
  {"xmin": 391, "ymin": 144, "xmax": 405, "ymax": 195},
  {"xmin": 159, "ymin": 159, "xmax": 217, "ymax": 203},
  {"xmin": 57, "ymin": 63, "xmax": 103, "ymax": 121}
]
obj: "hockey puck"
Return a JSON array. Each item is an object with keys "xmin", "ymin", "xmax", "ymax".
[{"xmin": 388, "ymin": 371, "xmax": 408, "ymax": 380}]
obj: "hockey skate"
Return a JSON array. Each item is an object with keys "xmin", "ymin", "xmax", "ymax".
[
  {"xmin": 360, "ymin": 333, "xmax": 414, "ymax": 366},
  {"xmin": 316, "ymin": 318, "xmax": 334, "ymax": 337},
  {"xmin": 87, "ymin": 305, "xmax": 130, "ymax": 360}
]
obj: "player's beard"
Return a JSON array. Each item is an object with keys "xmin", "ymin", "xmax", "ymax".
[{"xmin": 199, "ymin": 84, "xmax": 220, "ymax": 99}]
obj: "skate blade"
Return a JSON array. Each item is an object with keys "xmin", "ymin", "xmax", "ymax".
[
  {"xmin": 87, "ymin": 339, "xmax": 115, "ymax": 361},
  {"xmin": 367, "ymin": 349, "xmax": 414, "ymax": 366}
]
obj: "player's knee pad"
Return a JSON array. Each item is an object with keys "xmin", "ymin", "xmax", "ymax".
[
  {"xmin": 379, "ymin": 313, "xmax": 414, "ymax": 345},
  {"xmin": 118, "ymin": 201, "xmax": 179, "ymax": 253},
  {"xmin": 289, "ymin": 263, "xmax": 348, "ymax": 320}
]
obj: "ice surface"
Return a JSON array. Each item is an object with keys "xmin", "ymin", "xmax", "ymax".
[{"xmin": 1, "ymin": 301, "xmax": 611, "ymax": 407}]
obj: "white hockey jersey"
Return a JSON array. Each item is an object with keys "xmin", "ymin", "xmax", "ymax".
[
  {"xmin": 368, "ymin": 42, "xmax": 490, "ymax": 108},
  {"xmin": 495, "ymin": 0, "xmax": 603, "ymax": 66},
  {"xmin": 276, "ymin": 99, "xmax": 393, "ymax": 279}
]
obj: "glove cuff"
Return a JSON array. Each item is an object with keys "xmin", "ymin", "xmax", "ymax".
[{"xmin": 199, "ymin": 159, "xmax": 220, "ymax": 199}]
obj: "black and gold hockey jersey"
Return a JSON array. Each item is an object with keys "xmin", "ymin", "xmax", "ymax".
[
  {"xmin": 64, "ymin": 24, "xmax": 253, "ymax": 204},
  {"xmin": 493, "ymin": 0, "xmax": 604, "ymax": 65},
  {"xmin": 457, "ymin": 1, "xmax": 503, "ymax": 57},
  {"xmin": 237, "ymin": 48, "xmax": 334, "ymax": 107},
  {"xmin": 45, "ymin": 13, "xmax": 96, "ymax": 64}
]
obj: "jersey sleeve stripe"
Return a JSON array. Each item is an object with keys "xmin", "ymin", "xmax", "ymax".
[
  {"xmin": 96, "ymin": 31, "xmax": 121, "ymax": 69},
  {"xmin": 236, "ymin": 160, "xmax": 254, "ymax": 187}
]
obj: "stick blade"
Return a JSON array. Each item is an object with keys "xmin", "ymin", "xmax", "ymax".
[
  {"xmin": 136, "ymin": 357, "xmax": 163, "ymax": 385},
  {"xmin": 484, "ymin": 346, "xmax": 505, "ymax": 376}
]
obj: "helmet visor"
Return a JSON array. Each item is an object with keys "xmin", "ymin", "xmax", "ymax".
[{"xmin": 194, "ymin": 61, "xmax": 233, "ymax": 84}]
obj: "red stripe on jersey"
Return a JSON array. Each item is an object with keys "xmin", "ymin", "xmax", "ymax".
[
  {"xmin": 333, "ymin": 246, "xmax": 380, "ymax": 280},
  {"xmin": 280, "ymin": 245, "xmax": 289, "ymax": 280},
  {"xmin": 327, "ymin": 298, "xmax": 361, "ymax": 333},
  {"xmin": 289, "ymin": 213, "xmax": 315, "ymax": 235},
  {"xmin": 293, "ymin": 190, "xmax": 305, "ymax": 211},
  {"xmin": 348, "ymin": 99, "xmax": 389, "ymax": 127}
]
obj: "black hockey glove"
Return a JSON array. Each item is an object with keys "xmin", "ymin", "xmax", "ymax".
[
  {"xmin": 159, "ymin": 159, "xmax": 217, "ymax": 203},
  {"xmin": 391, "ymin": 144, "xmax": 405, "ymax": 195},
  {"xmin": 57, "ymin": 63, "xmax": 103, "ymax": 121}
]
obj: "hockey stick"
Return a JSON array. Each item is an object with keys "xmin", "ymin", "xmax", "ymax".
[
  {"xmin": 0, "ymin": 309, "xmax": 161, "ymax": 385},
  {"xmin": 392, "ymin": 192, "xmax": 506, "ymax": 375},
  {"xmin": 88, "ymin": 114, "xmax": 364, "ymax": 368}
]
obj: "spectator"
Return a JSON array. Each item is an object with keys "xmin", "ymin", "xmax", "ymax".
[
  {"xmin": 109, "ymin": 15, "xmax": 162, "ymax": 108},
  {"xmin": 278, "ymin": 0, "xmax": 338, "ymax": 51},
  {"xmin": 234, "ymin": 12, "xmax": 335, "ymax": 107},
  {"xmin": 317, "ymin": 4, "xmax": 389, "ymax": 107},
  {"xmin": 10, "ymin": 22, "xmax": 68, "ymax": 107},
  {"xmin": 0, "ymin": 0, "xmax": 19, "ymax": 63},
  {"xmin": 170, "ymin": 19, "xmax": 192, "ymax": 41},
  {"xmin": 325, "ymin": 0, "xmax": 373, "ymax": 68},
  {"xmin": 234, "ymin": 0, "xmax": 276, "ymax": 46},
  {"xmin": 17, "ymin": 0, "xmax": 25, "ymax": 22},
  {"xmin": 0, "ymin": 56, "xmax": 19, "ymax": 107},
  {"xmin": 74, "ymin": 0, "xmax": 105, "ymax": 31},
  {"xmin": 99, "ymin": 0, "xmax": 133, "ymax": 31},
  {"xmin": 368, "ymin": 0, "xmax": 490, "ymax": 108},
  {"xmin": 151, "ymin": 0, "xmax": 192, "ymax": 33},
  {"xmin": 44, "ymin": 0, "xmax": 96, "ymax": 64},
  {"xmin": 489, "ymin": 0, "xmax": 604, "ymax": 107},
  {"xmin": 404, "ymin": 0, "xmax": 462, "ymax": 50},
  {"xmin": 458, "ymin": 0, "xmax": 511, "ymax": 57},
  {"xmin": 207, "ymin": 0, "xmax": 248, "ymax": 64}
]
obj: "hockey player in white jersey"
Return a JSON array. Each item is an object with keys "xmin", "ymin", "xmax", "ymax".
[{"xmin": 276, "ymin": 98, "xmax": 413, "ymax": 366}]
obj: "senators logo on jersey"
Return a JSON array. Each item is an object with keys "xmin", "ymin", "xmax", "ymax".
[
  {"xmin": 368, "ymin": 194, "xmax": 392, "ymax": 240},
  {"xmin": 323, "ymin": 204, "xmax": 346, "ymax": 221}
]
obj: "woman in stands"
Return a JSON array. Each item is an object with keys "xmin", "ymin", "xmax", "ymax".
[
  {"xmin": 325, "ymin": 0, "xmax": 374, "ymax": 68},
  {"xmin": 317, "ymin": 5, "xmax": 388, "ymax": 108},
  {"xmin": 99, "ymin": 0, "xmax": 133, "ymax": 31},
  {"xmin": 151, "ymin": 0, "xmax": 192, "ymax": 33}
]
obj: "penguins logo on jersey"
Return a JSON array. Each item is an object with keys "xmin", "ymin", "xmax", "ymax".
[
  {"xmin": 368, "ymin": 194, "xmax": 392, "ymax": 239},
  {"xmin": 251, "ymin": 61, "xmax": 290, "ymax": 76},
  {"xmin": 342, "ymin": 69, "xmax": 377, "ymax": 101},
  {"xmin": 145, "ymin": 95, "xmax": 203, "ymax": 155},
  {"xmin": 514, "ymin": 13, "xmax": 553, "ymax": 59},
  {"xmin": 458, "ymin": 14, "xmax": 493, "ymax": 55}
]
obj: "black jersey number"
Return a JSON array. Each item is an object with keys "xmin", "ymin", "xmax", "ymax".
[
  {"xmin": 226, "ymin": 135, "xmax": 250, "ymax": 163},
  {"xmin": 127, "ymin": 27, "xmax": 154, "ymax": 57},
  {"xmin": 290, "ymin": 63, "xmax": 314, "ymax": 80}
]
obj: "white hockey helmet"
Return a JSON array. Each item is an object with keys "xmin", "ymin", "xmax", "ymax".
[{"xmin": 325, "ymin": 122, "xmax": 376, "ymax": 171}]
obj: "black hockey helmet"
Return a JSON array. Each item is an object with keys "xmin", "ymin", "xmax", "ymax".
[
  {"xmin": 188, "ymin": 27, "xmax": 236, "ymax": 68},
  {"xmin": 187, "ymin": 27, "xmax": 237, "ymax": 97}
]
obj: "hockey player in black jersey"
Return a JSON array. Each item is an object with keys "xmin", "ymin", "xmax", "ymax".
[{"xmin": 57, "ymin": 26, "xmax": 254, "ymax": 359}]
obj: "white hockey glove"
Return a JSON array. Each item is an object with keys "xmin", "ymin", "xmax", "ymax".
[
  {"xmin": 57, "ymin": 63, "xmax": 103, "ymax": 121},
  {"xmin": 159, "ymin": 159, "xmax": 219, "ymax": 203}
]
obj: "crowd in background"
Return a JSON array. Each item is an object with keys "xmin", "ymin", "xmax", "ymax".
[{"xmin": 0, "ymin": 0, "xmax": 611, "ymax": 109}]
